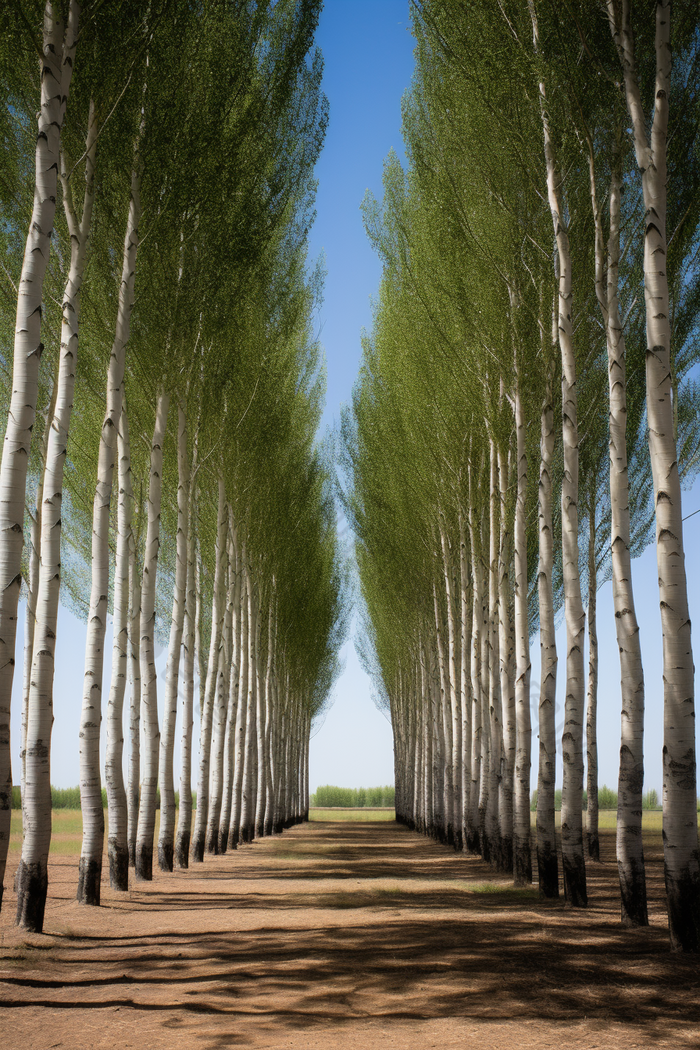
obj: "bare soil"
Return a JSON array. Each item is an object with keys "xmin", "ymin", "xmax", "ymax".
[{"xmin": 1, "ymin": 820, "xmax": 699, "ymax": 1050}]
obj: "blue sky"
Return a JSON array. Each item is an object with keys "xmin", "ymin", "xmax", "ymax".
[{"xmin": 10, "ymin": 0, "xmax": 700, "ymax": 800}]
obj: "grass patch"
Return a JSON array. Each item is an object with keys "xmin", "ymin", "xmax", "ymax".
[
  {"xmin": 528, "ymin": 809, "xmax": 663, "ymax": 831},
  {"xmin": 309, "ymin": 808, "xmax": 396, "ymax": 822}
]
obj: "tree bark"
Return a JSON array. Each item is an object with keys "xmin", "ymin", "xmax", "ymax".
[
  {"xmin": 530, "ymin": 4, "xmax": 587, "ymax": 904},
  {"xmin": 0, "ymin": 1, "xmax": 78, "ymax": 913},
  {"xmin": 585, "ymin": 497, "xmax": 600, "ymax": 863},
  {"xmin": 174, "ymin": 480, "xmax": 197, "ymax": 868},
  {"xmin": 126, "ymin": 515, "xmax": 142, "ymax": 868},
  {"xmin": 190, "ymin": 477, "xmax": 227, "ymax": 862},
  {"xmin": 513, "ymin": 373, "xmax": 532, "ymax": 885},
  {"xmin": 536, "ymin": 361, "xmax": 559, "ymax": 899},
  {"xmin": 135, "ymin": 390, "xmax": 169, "ymax": 881},
  {"xmin": 105, "ymin": 407, "xmax": 131, "ymax": 893},
  {"xmin": 608, "ymin": 0, "xmax": 693, "ymax": 949},
  {"xmin": 158, "ymin": 404, "xmax": 189, "ymax": 871},
  {"xmin": 78, "ymin": 148, "xmax": 142, "ymax": 905}
]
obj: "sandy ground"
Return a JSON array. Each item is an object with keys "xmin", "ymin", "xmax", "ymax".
[{"xmin": 1, "ymin": 820, "xmax": 699, "ymax": 1050}]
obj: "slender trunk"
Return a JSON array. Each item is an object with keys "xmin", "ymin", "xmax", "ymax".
[
  {"xmin": 530, "ymin": 5, "xmax": 587, "ymax": 903},
  {"xmin": 608, "ymin": 0, "xmax": 686, "ymax": 943},
  {"xmin": 586, "ymin": 497, "xmax": 599, "ymax": 862},
  {"xmin": 239, "ymin": 576, "xmax": 258, "ymax": 841},
  {"xmin": 536, "ymin": 362, "xmax": 559, "ymax": 898},
  {"xmin": 433, "ymin": 581, "xmax": 453, "ymax": 844},
  {"xmin": 219, "ymin": 526, "xmax": 241, "ymax": 852},
  {"xmin": 190, "ymin": 477, "xmax": 227, "ymax": 862},
  {"xmin": 498, "ymin": 444, "xmax": 514, "ymax": 874},
  {"xmin": 513, "ymin": 374, "xmax": 532, "ymax": 885},
  {"xmin": 21, "ymin": 379, "xmax": 57, "ymax": 817},
  {"xmin": 467, "ymin": 483, "xmax": 483, "ymax": 853},
  {"xmin": 440, "ymin": 523, "xmax": 462, "ymax": 849},
  {"xmin": 126, "ymin": 520, "xmax": 142, "ymax": 866},
  {"xmin": 458, "ymin": 514, "xmax": 472, "ymax": 851},
  {"xmin": 105, "ymin": 407, "xmax": 131, "ymax": 892},
  {"xmin": 600, "ymin": 151, "xmax": 649, "ymax": 925},
  {"xmin": 135, "ymin": 391, "xmax": 169, "ymax": 881},
  {"xmin": 0, "ymin": 2, "xmax": 78, "ymax": 913},
  {"xmin": 78, "ymin": 148, "xmax": 142, "ymax": 905},
  {"xmin": 206, "ymin": 533, "xmax": 234, "ymax": 854},
  {"xmin": 228, "ymin": 562, "xmax": 249, "ymax": 848},
  {"xmin": 158, "ymin": 405, "xmax": 189, "ymax": 871},
  {"xmin": 15, "ymin": 93, "xmax": 96, "ymax": 929},
  {"xmin": 485, "ymin": 440, "xmax": 501, "ymax": 866},
  {"xmin": 174, "ymin": 483, "xmax": 197, "ymax": 868}
]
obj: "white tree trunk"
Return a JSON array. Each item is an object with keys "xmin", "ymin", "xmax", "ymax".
[
  {"xmin": 219, "ymin": 527, "xmax": 241, "ymax": 852},
  {"xmin": 78, "ymin": 152, "xmax": 142, "ymax": 905},
  {"xmin": 535, "ymin": 359, "xmax": 559, "ymax": 899},
  {"xmin": 105, "ymin": 407, "xmax": 132, "ymax": 892},
  {"xmin": 174, "ymin": 480, "xmax": 197, "ymax": 868},
  {"xmin": 485, "ymin": 440, "xmax": 502, "ymax": 866},
  {"xmin": 439, "ymin": 523, "xmax": 462, "ymax": 851},
  {"xmin": 158, "ymin": 404, "xmax": 189, "ymax": 871},
  {"xmin": 498, "ymin": 444, "xmax": 515, "ymax": 874},
  {"xmin": 20, "ymin": 378, "xmax": 57, "ymax": 819},
  {"xmin": 513, "ymin": 373, "xmax": 532, "ymax": 885},
  {"xmin": 458, "ymin": 514, "xmax": 472, "ymax": 852},
  {"xmin": 228, "ymin": 559, "xmax": 249, "ymax": 848},
  {"xmin": 0, "ymin": 2, "xmax": 78, "ymax": 913},
  {"xmin": 530, "ymin": 5, "xmax": 587, "ymax": 904},
  {"xmin": 127, "ymin": 522, "xmax": 142, "ymax": 867},
  {"xmin": 190, "ymin": 477, "xmax": 228, "ymax": 861},
  {"xmin": 15, "ymin": 90, "xmax": 96, "ymax": 929},
  {"xmin": 608, "ymin": 0, "xmax": 692, "ymax": 947},
  {"xmin": 602, "ymin": 155, "xmax": 648, "ymax": 925},
  {"xmin": 135, "ymin": 390, "xmax": 169, "ymax": 880},
  {"xmin": 585, "ymin": 499, "xmax": 599, "ymax": 864},
  {"xmin": 206, "ymin": 533, "xmax": 234, "ymax": 853}
]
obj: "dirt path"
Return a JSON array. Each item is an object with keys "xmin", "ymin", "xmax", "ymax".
[{"xmin": 1, "ymin": 820, "xmax": 699, "ymax": 1049}]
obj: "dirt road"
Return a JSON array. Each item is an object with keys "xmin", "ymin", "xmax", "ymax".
[{"xmin": 1, "ymin": 820, "xmax": 698, "ymax": 1049}]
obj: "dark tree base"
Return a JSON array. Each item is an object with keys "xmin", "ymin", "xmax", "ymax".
[
  {"xmin": 667, "ymin": 865, "xmax": 700, "ymax": 952},
  {"xmin": 158, "ymin": 842, "xmax": 174, "ymax": 873},
  {"xmin": 15, "ymin": 859, "xmax": 48, "ymax": 933},
  {"xmin": 452, "ymin": 829, "xmax": 463, "ymax": 852},
  {"xmin": 274, "ymin": 821, "xmax": 284, "ymax": 834},
  {"xmin": 205, "ymin": 830, "xmax": 218, "ymax": 855},
  {"xmin": 514, "ymin": 842, "xmax": 533, "ymax": 886},
  {"xmin": 108, "ymin": 840, "xmax": 129, "ymax": 891},
  {"xmin": 128, "ymin": 841, "xmax": 136, "ymax": 868},
  {"xmin": 264, "ymin": 820, "xmax": 273, "ymax": 836},
  {"xmin": 174, "ymin": 833, "xmax": 190, "ymax": 869},
  {"xmin": 217, "ymin": 830, "xmax": 228, "ymax": 854},
  {"xmin": 500, "ymin": 835, "xmax": 513, "ymax": 874},
  {"xmin": 228, "ymin": 826, "xmax": 239, "ymax": 850},
  {"xmin": 537, "ymin": 845, "xmax": 559, "ymax": 898},
  {"xmin": 239, "ymin": 825, "xmax": 253, "ymax": 843},
  {"xmin": 562, "ymin": 851, "xmax": 588, "ymax": 907},
  {"xmin": 255, "ymin": 821, "xmax": 264, "ymax": 839},
  {"xmin": 587, "ymin": 831, "xmax": 600, "ymax": 861},
  {"xmin": 135, "ymin": 844, "xmax": 153, "ymax": 881},
  {"xmin": 466, "ymin": 827, "xmax": 480, "ymax": 855},
  {"xmin": 190, "ymin": 835, "xmax": 205, "ymax": 863},
  {"xmin": 77, "ymin": 856, "xmax": 101, "ymax": 906}
]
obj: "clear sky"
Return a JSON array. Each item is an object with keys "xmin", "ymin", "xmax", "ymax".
[{"xmin": 9, "ymin": 0, "xmax": 700, "ymax": 802}]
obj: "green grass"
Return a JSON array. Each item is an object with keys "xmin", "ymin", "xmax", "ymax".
[
  {"xmin": 528, "ymin": 809, "xmax": 663, "ymax": 831},
  {"xmin": 9, "ymin": 809, "xmax": 187, "ymax": 855},
  {"xmin": 309, "ymin": 807, "xmax": 396, "ymax": 822}
]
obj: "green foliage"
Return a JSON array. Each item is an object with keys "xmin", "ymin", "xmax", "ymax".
[
  {"xmin": 643, "ymin": 789, "xmax": 659, "ymax": 810},
  {"xmin": 598, "ymin": 785, "xmax": 618, "ymax": 810},
  {"xmin": 311, "ymin": 785, "xmax": 395, "ymax": 808}
]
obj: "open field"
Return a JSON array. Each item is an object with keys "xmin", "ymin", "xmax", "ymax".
[
  {"xmin": 309, "ymin": 807, "xmax": 396, "ymax": 821},
  {"xmin": 7, "ymin": 807, "xmax": 664, "ymax": 851},
  {"xmin": 1, "ymin": 814, "xmax": 698, "ymax": 1050}
]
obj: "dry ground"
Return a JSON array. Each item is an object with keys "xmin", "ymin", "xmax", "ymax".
[{"xmin": 1, "ymin": 815, "xmax": 698, "ymax": 1050}]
